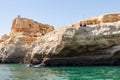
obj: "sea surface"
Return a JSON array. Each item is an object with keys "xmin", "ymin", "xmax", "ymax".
[{"xmin": 0, "ymin": 64, "xmax": 120, "ymax": 80}]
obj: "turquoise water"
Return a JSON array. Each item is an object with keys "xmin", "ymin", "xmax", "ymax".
[{"xmin": 0, "ymin": 64, "xmax": 120, "ymax": 80}]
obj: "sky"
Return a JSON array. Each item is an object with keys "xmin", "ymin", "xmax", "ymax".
[{"xmin": 0, "ymin": 0, "xmax": 120, "ymax": 37}]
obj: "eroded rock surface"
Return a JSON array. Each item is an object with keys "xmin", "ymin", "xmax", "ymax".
[
  {"xmin": 0, "ymin": 17, "xmax": 54, "ymax": 63},
  {"xmin": 1, "ymin": 13, "xmax": 120, "ymax": 66},
  {"xmin": 28, "ymin": 13, "xmax": 120, "ymax": 66},
  {"xmin": 72, "ymin": 13, "xmax": 120, "ymax": 27}
]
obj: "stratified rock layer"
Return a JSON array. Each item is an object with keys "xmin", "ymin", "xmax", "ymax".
[
  {"xmin": 28, "ymin": 13, "xmax": 120, "ymax": 66},
  {"xmin": 10, "ymin": 17, "xmax": 54, "ymax": 44},
  {"xmin": 72, "ymin": 13, "xmax": 120, "ymax": 26},
  {"xmin": 11, "ymin": 18, "xmax": 54, "ymax": 36}
]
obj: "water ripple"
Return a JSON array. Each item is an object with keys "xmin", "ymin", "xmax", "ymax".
[{"xmin": 0, "ymin": 64, "xmax": 120, "ymax": 80}]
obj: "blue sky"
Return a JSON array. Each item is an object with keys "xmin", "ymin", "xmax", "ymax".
[{"xmin": 0, "ymin": 0, "xmax": 119, "ymax": 36}]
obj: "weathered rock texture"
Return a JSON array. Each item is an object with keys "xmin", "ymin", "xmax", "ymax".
[
  {"xmin": 27, "ymin": 13, "xmax": 120, "ymax": 66},
  {"xmin": 0, "ymin": 34, "xmax": 9, "ymax": 42},
  {"xmin": 72, "ymin": 13, "xmax": 120, "ymax": 27},
  {"xmin": 0, "ymin": 17, "xmax": 54, "ymax": 63},
  {"xmin": 0, "ymin": 33, "xmax": 29, "ymax": 63},
  {"xmin": 1, "ymin": 13, "xmax": 120, "ymax": 66},
  {"xmin": 10, "ymin": 17, "xmax": 54, "ymax": 44}
]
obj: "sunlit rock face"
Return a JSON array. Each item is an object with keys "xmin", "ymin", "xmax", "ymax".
[
  {"xmin": 0, "ymin": 33, "xmax": 29, "ymax": 63},
  {"xmin": 72, "ymin": 13, "xmax": 120, "ymax": 27},
  {"xmin": 0, "ymin": 17, "xmax": 54, "ymax": 63},
  {"xmin": 10, "ymin": 17, "xmax": 54, "ymax": 44},
  {"xmin": 29, "ymin": 13, "xmax": 120, "ymax": 66},
  {"xmin": 1, "ymin": 13, "xmax": 120, "ymax": 66},
  {"xmin": 11, "ymin": 17, "xmax": 54, "ymax": 36}
]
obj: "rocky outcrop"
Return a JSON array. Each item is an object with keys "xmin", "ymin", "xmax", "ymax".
[
  {"xmin": 1, "ymin": 13, "xmax": 120, "ymax": 66},
  {"xmin": 10, "ymin": 17, "xmax": 54, "ymax": 44},
  {"xmin": 0, "ymin": 33, "xmax": 29, "ymax": 63},
  {"xmin": 28, "ymin": 13, "xmax": 120, "ymax": 66},
  {"xmin": 0, "ymin": 17, "xmax": 54, "ymax": 63}
]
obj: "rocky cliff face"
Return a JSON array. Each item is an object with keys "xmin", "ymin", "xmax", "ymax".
[
  {"xmin": 11, "ymin": 18, "xmax": 54, "ymax": 36},
  {"xmin": 1, "ymin": 13, "xmax": 120, "ymax": 66},
  {"xmin": 0, "ymin": 17, "xmax": 54, "ymax": 63},
  {"xmin": 10, "ymin": 17, "xmax": 54, "ymax": 44},
  {"xmin": 27, "ymin": 13, "xmax": 120, "ymax": 66}
]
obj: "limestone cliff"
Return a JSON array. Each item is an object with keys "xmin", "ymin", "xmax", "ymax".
[
  {"xmin": 1, "ymin": 13, "xmax": 120, "ymax": 66},
  {"xmin": 11, "ymin": 17, "xmax": 54, "ymax": 36},
  {"xmin": 26, "ymin": 13, "xmax": 120, "ymax": 66},
  {"xmin": 10, "ymin": 17, "xmax": 54, "ymax": 44},
  {"xmin": 0, "ymin": 17, "xmax": 54, "ymax": 63}
]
